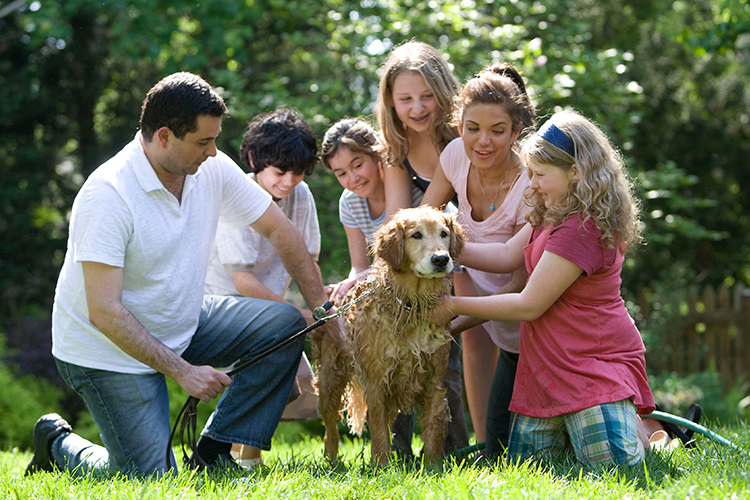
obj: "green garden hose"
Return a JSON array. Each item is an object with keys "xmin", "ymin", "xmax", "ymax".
[
  {"xmin": 450, "ymin": 410, "xmax": 746, "ymax": 460},
  {"xmin": 451, "ymin": 442, "xmax": 485, "ymax": 459},
  {"xmin": 642, "ymin": 410, "xmax": 745, "ymax": 452}
]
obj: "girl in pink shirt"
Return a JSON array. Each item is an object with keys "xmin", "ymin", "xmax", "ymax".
[{"xmin": 429, "ymin": 110, "xmax": 655, "ymax": 467}]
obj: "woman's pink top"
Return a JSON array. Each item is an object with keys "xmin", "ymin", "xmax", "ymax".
[
  {"xmin": 441, "ymin": 138, "xmax": 530, "ymax": 352},
  {"xmin": 510, "ymin": 215, "xmax": 655, "ymax": 418}
]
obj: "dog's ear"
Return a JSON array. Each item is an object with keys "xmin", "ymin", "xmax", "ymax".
[
  {"xmin": 446, "ymin": 214, "xmax": 465, "ymax": 258},
  {"xmin": 372, "ymin": 216, "xmax": 404, "ymax": 269}
]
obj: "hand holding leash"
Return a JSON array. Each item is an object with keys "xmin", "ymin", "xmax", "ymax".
[
  {"xmin": 176, "ymin": 364, "xmax": 231, "ymax": 404},
  {"xmin": 167, "ymin": 300, "xmax": 335, "ymax": 471}
]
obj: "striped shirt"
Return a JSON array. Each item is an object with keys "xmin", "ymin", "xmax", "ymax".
[{"xmin": 339, "ymin": 185, "xmax": 423, "ymax": 245}]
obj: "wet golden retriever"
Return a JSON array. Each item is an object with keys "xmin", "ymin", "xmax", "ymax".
[{"xmin": 315, "ymin": 206, "xmax": 465, "ymax": 466}]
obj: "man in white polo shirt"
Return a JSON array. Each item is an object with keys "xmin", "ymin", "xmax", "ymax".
[{"xmin": 25, "ymin": 72, "xmax": 340, "ymax": 477}]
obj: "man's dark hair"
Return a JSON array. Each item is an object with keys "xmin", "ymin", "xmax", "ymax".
[
  {"xmin": 239, "ymin": 108, "xmax": 317, "ymax": 176},
  {"xmin": 139, "ymin": 72, "xmax": 226, "ymax": 141}
]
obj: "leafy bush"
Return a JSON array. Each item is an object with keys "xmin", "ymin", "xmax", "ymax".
[
  {"xmin": 0, "ymin": 335, "xmax": 65, "ymax": 450},
  {"xmin": 648, "ymin": 369, "xmax": 750, "ymax": 424}
]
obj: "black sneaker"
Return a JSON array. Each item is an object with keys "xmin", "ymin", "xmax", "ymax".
[
  {"xmin": 391, "ymin": 413, "xmax": 415, "ymax": 463},
  {"xmin": 656, "ymin": 403, "xmax": 702, "ymax": 448},
  {"xmin": 184, "ymin": 452, "xmax": 240, "ymax": 473},
  {"xmin": 25, "ymin": 413, "xmax": 72, "ymax": 476}
]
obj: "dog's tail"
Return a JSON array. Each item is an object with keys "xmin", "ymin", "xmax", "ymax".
[{"xmin": 345, "ymin": 380, "xmax": 367, "ymax": 436}]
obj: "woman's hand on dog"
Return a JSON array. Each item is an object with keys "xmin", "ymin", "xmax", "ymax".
[
  {"xmin": 426, "ymin": 296, "xmax": 458, "ymax": 326},
  {"xmin": 327, "ymin": 278, "xmax": 356, "ymax": 303}
]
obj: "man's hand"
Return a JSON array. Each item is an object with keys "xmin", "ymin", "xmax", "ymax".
[
  {"xmin": 298, "ymin": 307, "xmax": 315, "ymax": 326},
  {"xmin": 312, "ymin": 319, "xmax": 350, "ymax": 355},
  {"xmin": 174, "ymin": 365, "xmax": 232, "ymax": 404}
]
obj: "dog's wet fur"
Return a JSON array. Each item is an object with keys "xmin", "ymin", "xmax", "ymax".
[{"xmin": 314, "ymin": 206, "xmax": 465, "ymax": 466}]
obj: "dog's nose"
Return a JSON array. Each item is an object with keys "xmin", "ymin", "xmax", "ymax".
[{"xmin": 431, "ymin": 254, "xmax": 450, "ymax": 269}]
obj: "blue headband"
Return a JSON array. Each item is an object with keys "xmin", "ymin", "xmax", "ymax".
[{"xmin": 538, "ymin": 121, "xmax": 575, "ymax": 158}]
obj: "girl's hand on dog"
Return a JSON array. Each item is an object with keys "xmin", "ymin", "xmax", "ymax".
[
  {"xmin": 426, "ymin": 296, "xmax": 458, "ymax": 326},
  {"xmin": 327, "ymin": 269, "xmax": 370, "ymax": 303}
]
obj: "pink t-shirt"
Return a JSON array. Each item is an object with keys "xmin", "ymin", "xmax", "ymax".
[
  {"xmin": 440, "ymin": 138, "xmax": 530, "ymax": 352},
  {"xmin": 509, "ymin": 215, "xmax": 655, "ymax": 418}
]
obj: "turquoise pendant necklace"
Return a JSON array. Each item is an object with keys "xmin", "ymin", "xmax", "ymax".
[{"xmin": 474, "ymin": 162, "xmax": 510, "ymax": 211}]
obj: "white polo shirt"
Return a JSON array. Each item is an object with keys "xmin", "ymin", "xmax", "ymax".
[{"xmin": 51, "ymin": 133, "xmax": 272, "ymax": 374}]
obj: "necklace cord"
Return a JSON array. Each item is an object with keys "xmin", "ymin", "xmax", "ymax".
[{"xmin": 474, "ymin": 158, "xmax": 516, "ymax": 211}]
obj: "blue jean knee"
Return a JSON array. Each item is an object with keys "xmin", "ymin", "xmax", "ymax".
[
  {"xmin": 54, "ymin": 358, "xmax": 174, "ymax": 476},
  {"xmin": 183, "ymin": 295, "xmax": 306, "ymax": 449}
]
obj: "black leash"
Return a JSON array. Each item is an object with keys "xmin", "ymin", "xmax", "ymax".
[{"xmin": 166, "ymin": 301, "xmax": 333, "ymax": 471}]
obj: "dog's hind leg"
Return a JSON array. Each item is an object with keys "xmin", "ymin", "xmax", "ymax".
[{"xmin": 317, "ymin": 340, "xmax": 352, "ymax": 464}]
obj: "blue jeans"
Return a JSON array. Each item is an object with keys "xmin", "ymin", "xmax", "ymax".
[{"xmin": 53, "ymin": 295, "xmax": 305, "ymax": 476}]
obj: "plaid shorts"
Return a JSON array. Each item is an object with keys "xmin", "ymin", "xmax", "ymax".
[{"xmin": 508, "ymin": 399, "xmax": 642, "ymax": 467}]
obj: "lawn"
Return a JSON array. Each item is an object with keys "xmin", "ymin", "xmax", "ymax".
[{"xmin": 2, "ymin": 422, "xmax": 748, "ymax": 499}]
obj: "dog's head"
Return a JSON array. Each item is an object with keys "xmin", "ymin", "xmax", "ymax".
[{"xmin": 372, "ymin": 206, "xmax": 465, "ymax": 278}]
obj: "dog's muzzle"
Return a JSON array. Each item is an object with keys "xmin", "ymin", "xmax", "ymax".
[
  {"xmin": 431, "ymin": 254, "xmax": 450, "ymax": 271},
  {"xmin": 414, "ymin": 252, "xmax": 453, "ymax": 278}
]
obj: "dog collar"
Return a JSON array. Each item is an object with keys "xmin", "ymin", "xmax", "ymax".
[{"xmin": 384, "ymin": 279, "xmax": 413, "ymax": 311}]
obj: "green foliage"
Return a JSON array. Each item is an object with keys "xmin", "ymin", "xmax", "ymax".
[
  {"xmin": 2, "ymin": 0, "xmax": 749, "ymax": 330},
  {"xmin": 0, "ymin": 336, "xmax": 64, "ymax": 450},
  {"xmin": 625, "ymin": 161, "xmax": 730, "ymax": 293},
  {"xmin": 648, "ymin": 369, "xmax": 750, "ymax": 424},
  {"xmin": 625, "ymin": 0, "xmax": 750, "ymax": 291}
]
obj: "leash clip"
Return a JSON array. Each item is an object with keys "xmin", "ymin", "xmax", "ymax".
[{"xmin": 313, "ymin": 301, "xmax": 333, "ymax": 321}]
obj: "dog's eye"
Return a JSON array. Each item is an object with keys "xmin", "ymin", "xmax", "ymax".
[
  {"xmin": 440, "ymin": 230, "xmax": 449, "ymax": 238},
  {"xmin": 411, "ymin": 231, "xmax": 423, "ymax": 240}
]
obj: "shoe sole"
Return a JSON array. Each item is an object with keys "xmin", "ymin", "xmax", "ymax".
[{"xmin": 25, "ymin": 414, "xmax": 72, "ymax": 476}]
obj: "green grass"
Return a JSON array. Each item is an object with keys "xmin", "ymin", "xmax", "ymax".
[{"xmin": 2, "ymin": 423, "xmax": 749, "ymax": 499}]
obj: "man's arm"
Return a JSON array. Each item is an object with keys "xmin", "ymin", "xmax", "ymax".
[
  {"xmin": 232, "ymin": 270, "xmax": 315, "ymax": 325},
  {"xmin": 250, "ymin": 203, "xmax": 345, "ymax": 346},
  {"xmin": 250, "ymin": 203, "xmax": 328, "ymax": 310},
  {"xmin": 82, "ymin": 261, "xmax": 231, "ymax": 403}
]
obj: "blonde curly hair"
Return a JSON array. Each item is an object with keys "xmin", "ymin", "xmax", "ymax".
[
  {"xmin": 375, "ymin": 41, "xmax": 459, "ymax": 170},
  {"xmin": 522, "ymin": 109, "xmax": 642, "ymax": 253}
]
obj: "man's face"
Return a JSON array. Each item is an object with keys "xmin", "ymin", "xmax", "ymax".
[{"xmin": 161, "ymin": 115, "xmax": 222, "ymax": 176}]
